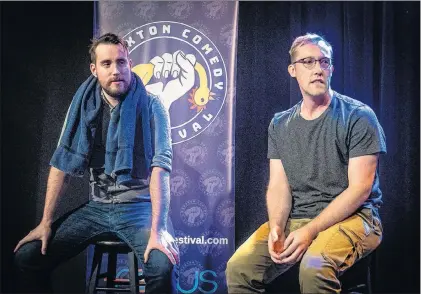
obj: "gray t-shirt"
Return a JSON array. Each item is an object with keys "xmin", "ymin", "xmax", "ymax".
[{"xmin": 267, "ymin": 91, "xmax": 387, "ymax": 219}]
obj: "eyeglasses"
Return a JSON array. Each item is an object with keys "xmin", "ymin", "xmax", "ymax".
[{"xmin": 292, "ymin": 57, "xmax": 332, "ymax": 70}]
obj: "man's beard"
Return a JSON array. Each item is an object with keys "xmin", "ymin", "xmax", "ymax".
[{"xmin": 102, "ymin": 80, "xmax": 130, "ymax": 99}]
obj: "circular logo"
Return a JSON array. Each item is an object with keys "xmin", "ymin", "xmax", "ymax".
[
  {"xmin": 124, "ymin": 21, "xmax": 227, "ymax": 144},
  {"xmin": 203, "ymin": 115, "xmax": 225, "ymax": 137},
  {"xmin": 200, "ymin": 169, "xmax": 226, "ymax": 197},
  {"xmin": 181, "ymin": 140, "xmax": 208, "ymax": 167},
  {"xmin": 191, "ymin": 21, "xmax": 212, "ymax": 38},
  {"xmin": 174, "ymin": 230, "xmax": 189, "ymax": 256},
  {"xmin": 179, "ymin": 260, "xmax": 204, "ymax": 289},
  {"xmin": 134, "ymin": 2, "xmax": 158, "ymax": 21},
  {"xmin": 180, "ymin": 199, "xmax": 208, "ymax": 227},
  {"xmin": 202, "ymin": 1, "xmax": 228, "ymax": 20},
  {"xmin": 197, "ymin": 230, "xmax": 225, "ymax": 257},
  {"xmin": 115, "ymin": 22, "xmax": 138, "ymax": 38},
  {"xmin": 217, "ymin": 140, "xmax": 234, "ymax": 166},
  {"xmin": 170, "ymin": 169, "xmax": 191, "ymax": 197},
  {"xmin": 168, "ymin": 2, "xmax": 193, "ymax": 20},
  {"xmin": 100, "ymin": 1, "xmax": 124, "ymax": 20},
  {"xmin": 220, "ymin": 24, "xmax": 235, "ymax": 47},
  {"xmin": 216, "ymin": 199, "xmax": 235, "ymax": 228}
]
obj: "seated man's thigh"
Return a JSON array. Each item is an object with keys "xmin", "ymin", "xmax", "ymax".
[
  {"xmin": 15, "ymin": 203, "xmax": 108, "ymax": 270},
  {"xmin": 226, "ymin": 222, "xmax": 273, "ymax": 287},
  {"xmin": 301, "ymin": 209, "xmax": 382, "ymax": 274}
]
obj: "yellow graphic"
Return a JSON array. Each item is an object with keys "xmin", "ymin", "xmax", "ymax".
[
  {"xmin": 131, "ymin": 50, "xmax": 214, "ymax": 112},
  {"xmin": 188, "ymin": 63, "xmax": 215, "ymax": 112},
  {"xmin": 132, "ymin": 63, "xmax": 155, "ymax": 85}
]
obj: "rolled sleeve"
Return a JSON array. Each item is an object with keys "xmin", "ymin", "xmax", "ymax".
[{"xmin": 150, "ymin": 96, "xmax": 173, "ymax": 173}]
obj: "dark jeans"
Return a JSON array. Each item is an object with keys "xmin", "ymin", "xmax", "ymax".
[{"xmin": 14, "ymin": 200, "xmax": 178, "ymax": 293}]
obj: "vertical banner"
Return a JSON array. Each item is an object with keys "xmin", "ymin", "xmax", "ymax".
[{"xmin": 89, "ymin": 2, "xmax": 238, "ymax": 293}]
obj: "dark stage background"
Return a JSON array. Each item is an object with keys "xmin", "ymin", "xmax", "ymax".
[{"xmin": 1, "ymin": 1, "xmax": 419, "ymax": 293}]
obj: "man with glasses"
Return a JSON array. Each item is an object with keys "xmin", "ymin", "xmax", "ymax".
[{"xmin": 226, "ymin": 33, "xmax": 386, "ymax": 293}]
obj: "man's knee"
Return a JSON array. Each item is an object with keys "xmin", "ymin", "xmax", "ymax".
[
  {"xmin": 299, "ymin": 252, "xmax": 335, "ymax": 283},
  {"xmin": 14, "ymin": 241, "xmax": 43, "ymax": 270},
  {"xmin": 145, "ymin": 249, "xmax": 174, "ymax": 278},
  {"xmin": 226, "ymin": 250, "xmax": 247, "ymax": 281}
]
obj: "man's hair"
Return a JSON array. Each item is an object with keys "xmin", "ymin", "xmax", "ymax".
[
  {"xmin": 289, "ymin": 33, "xmax": 333, "ymax": 63},
  {"xmin": 89, "ymin": 33, "xmax": 129, "ymax": 63}
]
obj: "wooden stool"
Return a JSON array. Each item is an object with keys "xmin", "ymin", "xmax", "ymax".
[{"xmin": 87, "ymin": 234, "xmax": 145, "ymax": 293}]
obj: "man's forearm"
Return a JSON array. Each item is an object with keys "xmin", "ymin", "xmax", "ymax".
[
  {"xmin": 267, "ymin": 187, "xmax": 292, "ymax": 231},
  {"xmin": 41, "ymin": 166, "xmax": 70, "ymax": 225},
  {"xmin": 307, "ymin": 186, "xmax": 371, "ymax": 236},
  {"xmin": 149, "ymin": 167, "xmax": 170, "ymax": 232}
]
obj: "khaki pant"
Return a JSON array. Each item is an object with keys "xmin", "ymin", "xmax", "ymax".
[{"xmin": 226, "ymin": 208, "xmax": 382, "ymax": 293}]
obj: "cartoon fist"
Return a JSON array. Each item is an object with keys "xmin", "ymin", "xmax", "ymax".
[
  {"xmin": 133, "ymin": 51, "xmax": 196, "ymax": 110},
  {"xmin": 185, "ymin": 206, "xmax": 201, "ymax": 223},
  {"xmin": 203, "ymin": 176, "xmax": 223, "ymax": 194},
  {"xmin": 132, "ymin": 50, "xmax": 215, "ymax": 112}
]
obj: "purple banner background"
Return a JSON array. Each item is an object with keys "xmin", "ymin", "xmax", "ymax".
[{"xmin": 88, "ymin": 2, "xmax": 238, "ymax": 293}]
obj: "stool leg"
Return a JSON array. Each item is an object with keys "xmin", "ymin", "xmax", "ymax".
[
  {"xmin": 128, "ymin": 251, "xmax": 139, "ymax": 294},
  {"xmin": 87, "ymin": 246, "xmax": 103, "ymax": 294},
  {"xmin": 107, "ymin": 250, "xmax": 117, "ymax": 289}
]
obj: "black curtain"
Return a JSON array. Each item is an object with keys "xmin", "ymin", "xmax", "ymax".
[
  {"xmin": 235, "ymin": 2, "xmax": 420, "ymax": 293},
  {"xmin": 1, "ymin": 2, "xmax": 94, "ymax": 293},
  {"xmin": 1, "ymin": 1, "xmax": 419, "ymax": 293}
]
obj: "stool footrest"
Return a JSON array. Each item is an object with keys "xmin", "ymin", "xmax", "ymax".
[
  {"xmin": 95, "ymin": 287, "xmax": 132, "ymax": 292},
  {"xmin": 103, "ymin": 279, "xmax": 146, "ymax": 286}
]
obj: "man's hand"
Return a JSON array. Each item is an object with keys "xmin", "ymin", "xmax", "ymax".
[
  {"xmin": 268, "ymin": 225, "xmax": 286, "ymax": 264},
  {"xmin": 144, "ymin": 228, "xmax": 180, "ymax": 266},
  {"xmin": 278, "ymin": 225, "xmax": 317, "ymax": 264},
  {"xmin": 14, "ymin": 222, "xmax": 52, "ymax": 255}
]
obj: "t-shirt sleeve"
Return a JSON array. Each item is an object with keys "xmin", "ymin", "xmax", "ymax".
[
  {"xmin": 267, "ymin": 117, "xmax": 281, "ymax": 159},
  {"xmin": 348, "ymin": 105, "xmax": 387, "ymax": 158}
]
